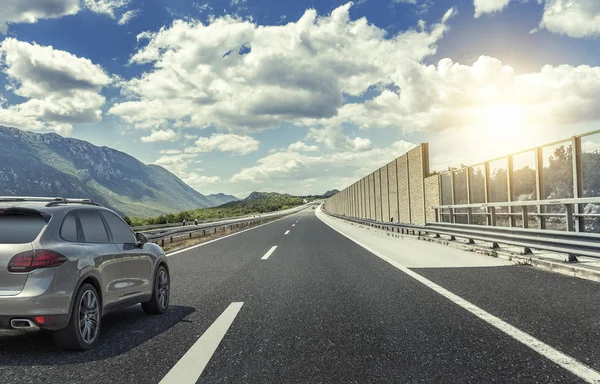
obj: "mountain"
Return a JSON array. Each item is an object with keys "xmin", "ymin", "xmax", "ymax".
[
  {"xmin": 129, "ymin": 190, "xmax": 306, "ymax": 226},
  {"xmin": 242, "ymin": 191, "xmax": 285, "ymax": 202},
  {"xmin": 207, "ymin": 193, "xmax": 239, "ymax": 206},
  {"xmin": 0, "ymin": 126, "xmax": 217, "ymax": 217},
  {"xmin": 322, "ymin": 189, "xmax": 340, "ymax": 197},
  {"xmin": 220, "ymin": 191, "xmax": 304, "ymax": 212}
]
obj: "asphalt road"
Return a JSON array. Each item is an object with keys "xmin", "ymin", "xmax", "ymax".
[{"xmin": 0, "ymin": 208, "xmax": 599, "ymax": 383}]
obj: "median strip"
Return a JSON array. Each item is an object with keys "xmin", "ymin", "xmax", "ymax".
[
  {"xmin": 159, "ymin": 302, "xmax": 244, "ymax": 384},
  {"xmin": 261, "ymin": 246, "xmax": 278, "ymax": 260}
]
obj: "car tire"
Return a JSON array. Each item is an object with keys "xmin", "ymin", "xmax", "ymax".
[
  {"xmin": 142, "ymin": 265, "xmax": 170, "ymax": 315},
  {"xmin": 54, "ymin": 283, "xmax": 101, "ymax": 350}
]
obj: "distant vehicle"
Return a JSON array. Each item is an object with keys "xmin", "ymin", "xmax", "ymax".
[
  {"xmin": 0, "ymin": 197, "xmax": 170, "ymax": 350},
  {"xmin": 312, "ymin": 207, "xmax": 315, "ymax": 209}
]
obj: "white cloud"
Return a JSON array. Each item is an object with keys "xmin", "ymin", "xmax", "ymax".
[
  {"xmin": 230, "ymin": 140, "xmax": 415, "ymax": 183},
  {"xmin": 109, "ymin": 3, "xmax": 452, "ymax": 133},
  {"xmin": 185, "ymin": 134, "xmax": 259, "ymax": 155},
  {"xmin": 159, "ymin": 149, "xmax": 182, "ymax": 155},
  {"xmin": 83, "ymin": 0, "xmax": 129, "ymax": 19},
  {"xmin": 287, "ymin": 141, "xmax": 319, "ymax": 152},
  {"xmin": 473, "ymin": 0, "xmax": 600, "ymax": 37},
  {"xmin": 0, "ymin": 0, "xmax": 80, "ymax": 34},
  {"xmin": 538, "ymin": 0, "xmax": 600, "ymax": 38},
  {"xmin": 473, "ymin": 0, "xmax": 512, "ymax": 17},
  {"xmin": 118, "ymin": 9, "xmax": 140, "ymax": 25},
  {"xmin": 304, "ymin": 56, "xmax": 600, "ymax": 139},
  {"xmin": 141, "ymin": 129, "xmax": 178, "ymax": 143},
  {"xmin": 0, "ymin": 38, "xmax": 111, "ymax": 134},
  {"xmin": 153, "ymin": 153, "xmax": 196, "ymax": 175},
  {"xmin": 307, "ymin": 126, "xmax": 372, "ymax": 152},
  {"xmin": 183, "ymin": 173, "xmax": 222, "ymax": 188}
]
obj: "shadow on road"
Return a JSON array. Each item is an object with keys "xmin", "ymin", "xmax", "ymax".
[{"xmin": 0, "ymin": 305, "xmax": 195, "ymax": 365}]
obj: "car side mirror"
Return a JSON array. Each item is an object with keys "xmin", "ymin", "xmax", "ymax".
[{"xmin": 136, "ymin": 232, "xmax": 148, "ymax": 245}]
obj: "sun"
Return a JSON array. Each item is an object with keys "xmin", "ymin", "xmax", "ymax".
[
  {"xmin": 482, "ymin": 105, "xmax": 522, "ymax": 141},
  {"xmin": 464, "ymin": 104, "xmax": 530, "ymax": 161}
]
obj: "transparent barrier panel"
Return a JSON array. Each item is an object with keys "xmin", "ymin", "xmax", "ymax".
[
  {"xmin": 441, "ymin": 172, "xmax": 453, "ymax": 205},
  {"xmin": 469, "ymin": 165, "xmax": 486, "ymax": 204},
  {"xmin": 489, "ymin": 158, "xmax": 508, "ymax": 203},
  {"xmin": 454, "ymin": 169, "xmax": 468, "ymax": 204}
]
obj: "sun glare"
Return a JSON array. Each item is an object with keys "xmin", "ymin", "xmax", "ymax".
[
  {"xmin": 482, "ymin": 105, "xmax": 522, "ymax": 141},
  {"xmin": 461, "ymin": 104, "xmax": 532, "ymax": 163}
]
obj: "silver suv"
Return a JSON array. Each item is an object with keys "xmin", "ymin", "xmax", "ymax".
[{"xmin": 0, "ymin": 197, "xmax": 170, "ymax": 350}]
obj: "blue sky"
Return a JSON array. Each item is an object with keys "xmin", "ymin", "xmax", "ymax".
[{"xmin": 0, "ymin": 0, "xmax": 599, "ymax": 198}]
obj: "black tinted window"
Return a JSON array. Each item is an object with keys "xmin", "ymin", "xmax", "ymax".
[
  {"xmin": 60, "ymin": 213, "xmax": 78, "ymax": 242},
  {"xmin": 79, "ymin": 210, "xmax": 109, "ymax": 243},
  {"xmin": 101, "ymin": 211, "xmax": 135, "ymax": 244},
  {"xmin": 0, "ymin": 214, "xmax": 46, "ymax": 244}
]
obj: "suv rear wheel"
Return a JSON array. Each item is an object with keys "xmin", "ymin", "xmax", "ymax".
[
  {"xmin": 54, "ymin": 283, "xmax": 101, "ymax": 350},
  {"xmin": 142, "ymin": 265, "xmax": 170, "ymax": 315}
]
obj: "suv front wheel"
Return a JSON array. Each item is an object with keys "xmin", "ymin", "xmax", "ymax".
[
  {"xmin": 54, "ymin": 283, "xmax": 101, "ymax": 350},
  {"xmin": 142, "ymin": 265, "xmax": 169, "ymax": 315}
]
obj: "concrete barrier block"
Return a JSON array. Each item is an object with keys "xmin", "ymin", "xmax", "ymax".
[
  {"xmin": 368, "ymin": 173, "xmax": 376, "ymax": 219},
  {"xmin": 388, "ymin": 159, "xmax": 399, "ymax": 223},
  {"xmin": 425, "ymin": 175, "xmax": 441, "ymax": 223},
  {"xmin": 381, "ymin": 165, "xmax": 390, "ymax": 222},
  {"xmin": 374, "ymin": 170, "xmax": 382, "ymax": 221},
  {"xmin": 397, "ymin": 154, "xmax": 410, "ymax": 223},
  {"xmin": 408, "ymin": 145, "xmax": 426, "ymax": 225}
]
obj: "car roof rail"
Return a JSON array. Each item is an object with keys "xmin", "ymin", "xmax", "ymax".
[
  {"xmin": 0, "ymin": 196, "xmax": 102, "ymax": 207},
  {"xmin": 45, "ymin": 199, "xmax": 103, "ymax": 207},
  {"xmin": 0, "ymin": 196, "xmax": 65, "ymax": 202}
]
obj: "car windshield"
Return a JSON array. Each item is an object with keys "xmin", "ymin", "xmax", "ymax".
[{"xmin": 1, "ymin": 1, "xmax": 600, "ymax": 383}]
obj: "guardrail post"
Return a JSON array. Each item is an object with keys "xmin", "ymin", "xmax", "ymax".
[
  {"xmin": 449, "ymin": 207, "xmax": 455, "ymax": 224},
  {"xmin": 489, "ymin": 206, "xmax": 497, "ymax": 226},
  {"xmin": 565, "ymin": 204, "xmax": 574, "ymax": 232},
  {"xmin": 572, "ymin": 136, "xmax": 584, "ymax": 232},
  {"xmin": 535, "ymin": 147, "xmax": 546, "ymax": 230},
  {"xmin": 161, "ymin": 239, "xmax": 164, "ymax": 247},
  {"xmin": 189, "ymin": 233, "xmax": 192, "ymax": 239},
  {"xmin": 521, "ymin": 206, "xmax": 528, "ymax": 229},
  {"xmin": 434, "ymin": 207, "xmax": 439, "ymax": 223},
  {"xmin": 170, "ymin": 237, "xmax": 173, "ymax": 243},
  {"xmin": 466, "ymin": 207, "xmax": 472, "ymax": 224}
]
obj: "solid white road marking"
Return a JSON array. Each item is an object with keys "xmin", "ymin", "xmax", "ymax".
[
  {"xmin": 317, "ymin": 210, "xmax": 600, "ymax": 384},
  {"xmin": 261, "ymin": 246, "xmax": 278, "ymax": 260},
  {"xmin": 284, "ymin": 230, "xmax": 290, "ymax": 235},
  {"xmin": 159, "ymin": 302, "xmax": 244, "ymax": 384}
]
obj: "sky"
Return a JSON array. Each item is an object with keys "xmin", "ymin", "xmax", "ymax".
[{"xmin": 0, "ymin": 0, "xmax": 599, "ymax": 198}]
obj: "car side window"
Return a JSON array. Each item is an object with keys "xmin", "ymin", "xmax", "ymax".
[
  {"xmin": 60, "ymin": 212, "xmax": 79, "ymax": 242},
  {"xmin": 79, "ymin": 210, "xmax": 110, "ymax": 243},
  {"xmin": 101, "ymin": 211, "xmax": 136, "ymax": 244}
]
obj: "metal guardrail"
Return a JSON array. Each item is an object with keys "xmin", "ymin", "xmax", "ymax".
[
  {"xmin": 433, "ymin": 197, "xmax": 600, "ymax": 232},
  {"xmin": 132, "ymin": 213, "xmax": 253, "ymax": 231},
  {"xmin": 145, "ymin": 203, "xmax": 318, "ymax": 246},
  {"xmin": 322, "ymin": 208, "xmax": 600, "ymax": 262}
]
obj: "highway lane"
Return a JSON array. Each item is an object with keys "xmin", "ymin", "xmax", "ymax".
[{"xmin": 1, "ymin": 207, "xmax": 599, "ymax": 383}]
